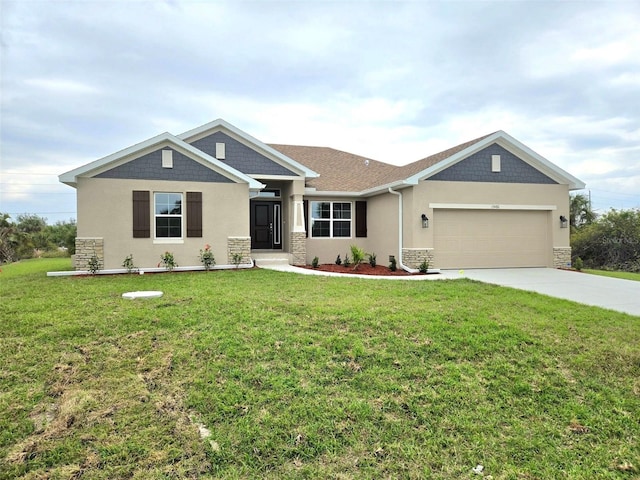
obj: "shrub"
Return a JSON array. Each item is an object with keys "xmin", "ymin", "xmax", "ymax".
[
  {"xmin": 159, "ymin": 251, "xmax": 177, "ymax": 271},
  {"xmin": 419, "ymin": 259, "xmax": 430, "ymax": 273},
  {"xmin": 389, "ymin": 256, "xmax": 397, "ymax": 272},
  {"xmin": 122, "ymin": 254, "xmax": 136, "ymax": 273},
  {"xmin": 87, "ymin": 254, "xmax": 101, "ymax": 275},
  {"xmin": 199, "ymin": 244, "xmax": 215, "ymax": 271},
  {"xmin": 343, "ymin": 254, "xmax": 351, "ymax": 267},
  {"xmin": 232, "ymin": 253, "xmax": 243, "ymax": 268},
  {"xmin": 368, "ymin": 252, "xmax": 377, "ymax": 268},
  {"xmin": 335, "ymin": 254, "xmax": 342, "ymax": 266},
  {"xmin": 350, "ymin": 245, "xmax": 366, "ymax": 270},
  {"xmin": 312, "ymin": 256, "xmax": 319, "ymax": 268},
  {"xmin": 573, "ymin": 256, "xmax": 583, "ymax": 271}
]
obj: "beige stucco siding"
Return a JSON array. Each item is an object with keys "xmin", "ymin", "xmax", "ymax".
[
  {"xmin": 404, "ymin": 180, "xmax": 571, "ymax": 268},
  {"xmin": 304, "ymin": 193, "xmax": 400, "ymax": 265},
  {"xmin": 77, "ymin": 177, "xmax": 249, "ymax": 269}
]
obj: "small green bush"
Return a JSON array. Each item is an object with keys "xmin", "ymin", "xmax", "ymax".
[
  {"xmin": 343, "ymin": 254, "xmax": 351, "ymax": 267},
  {"xmin": 389, "ymin": 256, "xmax": 397, "ymax": 272},
  {"xmin": 350, "ymin": 245, "xmax": 366, "ymax": 270},
  {"xmin": 87, "ymin": 254, "xmax": 101, "ymax": 275},
  {"xmin": 199, "ymin": 244, "xmax": 215, "ymax": 270},
  {"xmin": 368, "ymin": 252, "xmax": 377, "ymax": 268},
  {"xmin": 312, "ymin": 256, "xmax": 319, "ymax": 268},
  {"xmin": 419, "ymin": 259, "xmax": 430, "ymax": 274},
  {"xmin": 335, "ymin": 254, "xmax": 342, "ymax": 266},
  {"xmin": 159, "ymin": 251, "xmax": 177, "ymax": 271},
  {"xmin": 122, "ymin": 254, "xmax": 136, "ymax": 273},
  {"xmin": 574, "ymin": 256, "xmax": 584, "ymax": 271}
]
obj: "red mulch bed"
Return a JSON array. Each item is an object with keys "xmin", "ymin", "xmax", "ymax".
[{"xmin": 301, "ymin": 263, "xmax": 423, "ymax": 276}]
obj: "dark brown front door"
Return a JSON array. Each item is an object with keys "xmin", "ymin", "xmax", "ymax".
[{"xmin": 250, "ymin": 201, "xmax": 281, "ymax": 249}]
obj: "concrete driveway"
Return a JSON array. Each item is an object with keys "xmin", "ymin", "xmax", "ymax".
[{"xmin": 456, "ymin": 268, "xmax": 640, "ymax": 317}]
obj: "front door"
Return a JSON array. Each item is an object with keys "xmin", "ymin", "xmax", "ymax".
[{"xmin": 250, "ymin": 201, "xmax": 281, "ymax": 249}]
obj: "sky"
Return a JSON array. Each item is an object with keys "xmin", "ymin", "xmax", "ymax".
[{"xmin": 1, "ymin": 0, "xmax": 639, "ymax": 225}]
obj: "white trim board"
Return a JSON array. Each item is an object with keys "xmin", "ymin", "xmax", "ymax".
[{"xmin": 429, "ymin": 203, "xmax": 557, "ymax": 211}]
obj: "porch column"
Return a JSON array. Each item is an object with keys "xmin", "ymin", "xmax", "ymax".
[{"xmin": 290, "ymin": 195, "xmax": 306, "ymax": 265}]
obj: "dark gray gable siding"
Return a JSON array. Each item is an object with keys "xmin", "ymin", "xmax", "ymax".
[
  {"xmin": 429, "ymin": 144, "xmax": 557, "ymax": 184},
  {"xmin": 190, "ymin": 131, "xmax": 297, "ymax": 176},
  {"xmin": 95, "ymin": 148, "xmax": 233, "ymax": 182}
]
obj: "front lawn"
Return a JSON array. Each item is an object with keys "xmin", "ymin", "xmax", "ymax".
[
  {"xmin": 1, "ymin": 258, "xmax": 639, "ymax": 479},
  {"xmin": 584, "ymin": 269, "xmax": 640, "ymax": 282}
]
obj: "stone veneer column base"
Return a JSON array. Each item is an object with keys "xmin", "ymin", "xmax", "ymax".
[
  {"xmin": 74, "ymin": 238, "xmax": 104, "ymax": 271},
  {"xmin": 553, "ymin": 247, "xmax": 572, "ymax": 269},
  {"xmin": 402, "ymin": 248, "xmax": 435, "ymax": 269},
  {"xmin": 290, "ymin": 232, "xmax": 306, "ymax": 266},
  {"xmin": 227, "ymin": 237, "xmax": 251, "ymax": 265}
]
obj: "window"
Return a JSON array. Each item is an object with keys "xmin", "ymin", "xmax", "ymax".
[
  {"xmin": 310, "ymin": 201, "xmax": 351, "ymax": 238},
  {"xmin": 155, "ymin": 193, "xmax": 182, "ymax": 238}
]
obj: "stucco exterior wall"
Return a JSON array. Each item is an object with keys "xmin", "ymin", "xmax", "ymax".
[
  {"xmin": 304, "ymin": 193, "xmax": 399, "ymax": 265},
  {"xmin": 404, "ymin": 180, "xmax": 571, "ymax": 267},
  {"xmin": 76, "ymin": 177, "xmax": 249, "ymax": 270}
]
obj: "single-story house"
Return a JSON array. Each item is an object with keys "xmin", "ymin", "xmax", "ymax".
[{"xmin": 59, "ymin": 118, "xmax": 585, "ymax": 271}]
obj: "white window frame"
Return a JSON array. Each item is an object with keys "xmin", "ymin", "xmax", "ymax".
[
  {"xmin": 310, "ymin": 201, "xmax": 352, "ymax": 238},
  {"xmin": 154, "ymin": 192, "xmax": 184, "ymax": 243}
]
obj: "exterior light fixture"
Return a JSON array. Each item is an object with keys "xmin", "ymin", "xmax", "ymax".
[
  {"xmin": 421, "ymin": 214, "xmax": 429, "ymax": 228},
  {"xmin": 559, "ymin": 215, "xmax": 568, "ymax": 228}
]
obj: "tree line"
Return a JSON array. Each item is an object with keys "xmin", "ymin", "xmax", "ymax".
[
  {"xmin": 570, "ymin": 194, "xmax": 640, "ymax": 272},
  {"xmin": 0, "ymin": 213, "xmax": 76, "ymax": 263}
]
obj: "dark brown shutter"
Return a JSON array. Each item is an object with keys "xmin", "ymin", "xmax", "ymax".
[
  {"xmin": 186, "ymin": 191, "xmax": 202, "ymax": 237},
  {"xmin": 303, "ymin": 200, "xmax": 309, "ymax": 238},
  {"xmin": 355, "ymin": 201, "xmax": 367, "ymax": 238},
  {"xmin": 132, "ymin": 190, "xmax": 150, "ymax": 238}
]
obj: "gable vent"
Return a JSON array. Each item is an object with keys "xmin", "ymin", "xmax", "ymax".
[
  {"xmin": 162, "ymin": 149, "xmax": 173, "ymax": 168},
  {"xmin": 491, "ymin": 154, "xmax": 501, "ymax": 172},
  {"xmin": 216, "ymin": 142, "xmax": 226, "ymax": 159}
]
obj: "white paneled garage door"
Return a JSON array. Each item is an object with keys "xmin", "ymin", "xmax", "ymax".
[{"xmin": 434, "ymin": 209, "xmax": 550, "ymax": 269}]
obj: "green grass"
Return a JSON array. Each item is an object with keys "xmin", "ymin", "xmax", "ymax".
[
  {"xmin": 1, "ymin": 258, "xmax": 639, "ymax": 479},
  {"xmin": 584, "ymin": 269, "xmax": 640, "ymax": 282}
]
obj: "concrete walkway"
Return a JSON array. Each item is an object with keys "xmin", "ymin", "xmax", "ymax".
[
  {"xmin": 458, "ymin": 268, "xmax": 640, "ymax": 317},
  {"xmin": 260, "ymin": 264, "xmax": 640, "ymax": 316}
]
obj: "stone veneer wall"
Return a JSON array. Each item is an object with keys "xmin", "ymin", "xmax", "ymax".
[
  {"xmin": 227, "ymin": 237, "xmax": 251, "ymax": 265},
  {"xmin": 402, "ymin": 248, "xmax": 435, "ymax": 269},
  {"xmin": 553, "ymin": 247, "xmax": 572, "ymax": 269},
  {"xmin": 74, "ymin": 238, "xmax": 104, "ymax": 271},
  {"xmin": 290, "ymin": 232, "xmax": 306, "ymax": 266}
]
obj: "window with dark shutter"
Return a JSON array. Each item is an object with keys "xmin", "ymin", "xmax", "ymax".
[
  {"xmin": 133, "ymin": 190, "xmax": 150, "ymax": 238},
  {"xmin": 355, "ymin": 201, "xmax": 367, "ymax": 238},
  {"xmin": 186, "ymin": 191, "xmax": 202, "ymax": 238}
]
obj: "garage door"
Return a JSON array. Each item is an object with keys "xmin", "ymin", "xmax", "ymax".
[{"xmin": 434, "ymin": 209, "xmax": 550, "ymax": 269}]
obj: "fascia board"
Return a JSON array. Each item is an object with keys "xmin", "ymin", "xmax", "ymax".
[
  {"xmin": 178, "ymin": 118, "xmax": 320, "ymax": 179},
  {"xmin": 403, "ymin": 132, "xmax": 503, "ymax": 186},
  {"xmin": 493, "ymin": 131, "xmax": 586, "ymax": 190},
  {"xmin": 405, "ymin": 130, "xmax": 586, "ymax": 190},
  {"xmin": 303, "ymin": 190, "xmax": 363, "ymax": 198},
  {"xmin": 59, "ymin": 132, "xmax": 264, "ymax": 190},
  {"xmin": 59, "ymin": 132, "xmax": 175, "ymax": 187},
  {"xmin": 358, "ymin": 179, "xmax": 416, "ymax": 197},
  {"xmin": 303, "ymin": 180, "xmax": 414, "ymax": 199}
]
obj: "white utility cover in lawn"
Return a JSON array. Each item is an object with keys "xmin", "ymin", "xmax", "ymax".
[{"xmin": 122, "ymin": 291, "xmax": 163, "ymax": 299}]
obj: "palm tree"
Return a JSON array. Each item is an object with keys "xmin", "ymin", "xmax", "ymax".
[{"xmin": 570, "ymin": 193, "xmax": 596, "ymax": 229}]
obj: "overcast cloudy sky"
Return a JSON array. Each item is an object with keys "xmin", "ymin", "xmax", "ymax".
[{"xmin": 2, "ymin": 0, "xmax": 639, "ymax": 224}]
